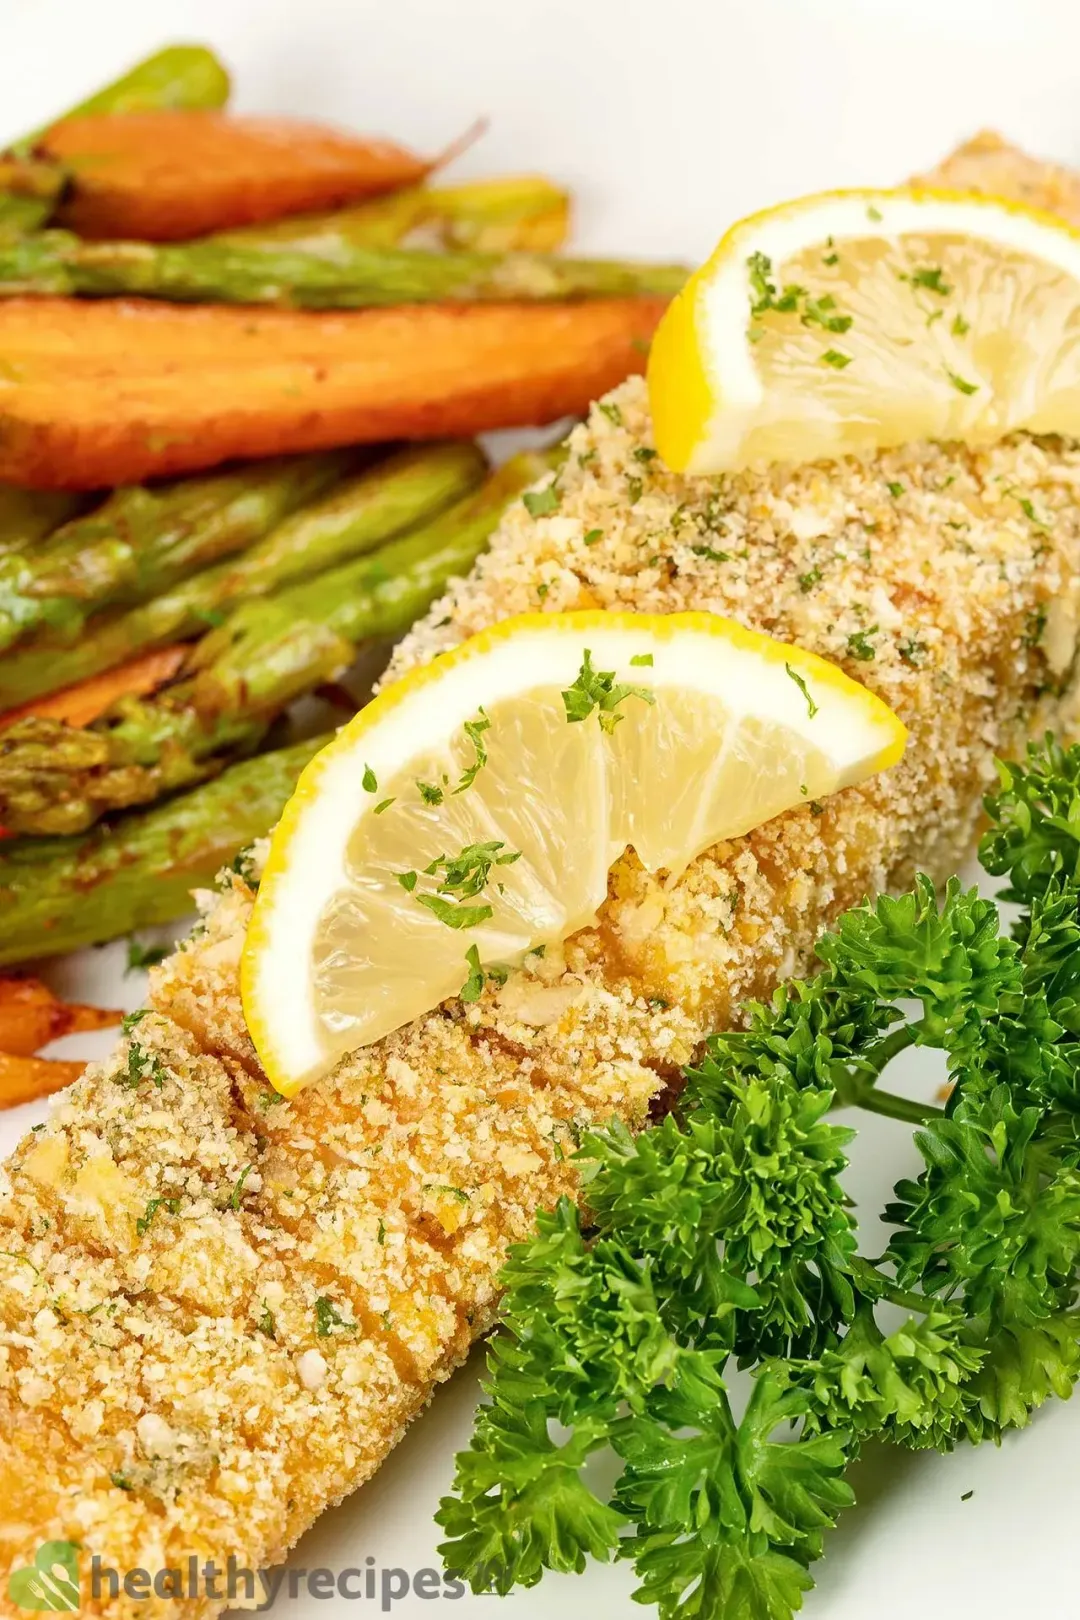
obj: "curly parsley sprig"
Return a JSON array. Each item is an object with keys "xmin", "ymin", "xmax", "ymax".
[{"xmin": 438, "ymin": 736, "xmax": 1080, "ymax": 1619}]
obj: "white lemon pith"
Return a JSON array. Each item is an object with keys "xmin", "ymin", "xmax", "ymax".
[
  {"xmin": 648, "ymin": 187, "xmax": 1080, "ymax": 474},
  {"xmin": 242, "ymin": 611, "xmax": 906, "ymax": 1095}
]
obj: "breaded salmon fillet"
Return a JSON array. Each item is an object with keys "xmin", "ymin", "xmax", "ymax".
[{"xmin": 3, "ymin": 135, "xmax": 1080, "ymax": 1617}]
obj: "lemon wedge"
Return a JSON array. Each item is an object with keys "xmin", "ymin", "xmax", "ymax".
[
  {"xmin": 648, "ymin": 187, "xmax": 1080, "ymax": 474},
  {"xmin": 242, "ymin": 611, "xmax": 906, "ymax": 1095}
]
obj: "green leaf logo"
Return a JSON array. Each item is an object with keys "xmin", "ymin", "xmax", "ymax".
[{"xmin": 6, "ymin": 1542, "xmax": 80, "ymax": 1612}]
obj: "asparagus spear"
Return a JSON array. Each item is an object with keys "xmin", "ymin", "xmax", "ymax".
[
  {"xmin": 0, "ymin": 734, "xmax": 323, "ymax": 966},
  {"xmin": 218, "ymin": 176, "xmax": 572, "ymax": 254},
  {"xmin": 0, "ymin": 451, "xmax": 355, "ymax": 654},
  {"xmin": 0, "ymin": 441, "xmax": 487, "ymax": 711},
  {"xmin": 0, "ymin": 227, "xmax": 687, "ymax": 307},
  {"xmin": 0, "ymin": 487, "xmax": 84, "ymax": 558},
  {"xmin": 29, "ymin": 44, "xmax": 231, "ymax": 131},
  {"xmin": 0, "ymin": 158, "xmax": 66, "ymax": 239},
  {"xmin": 0, "ymin": 451, "xmax": 553, "ymax": 835},
  {"xmin": 1, "ymin": 46, "xmax": 231, "ymax": 236}
]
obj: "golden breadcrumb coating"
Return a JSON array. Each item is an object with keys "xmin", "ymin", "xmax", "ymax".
[
  {"xmin": 917, "ymin": 127, "xmax": 1080, "ymax": 224},
  {"xmin": 3, "ymin": 134, "xmax": 1080, "ymax": 1619}
]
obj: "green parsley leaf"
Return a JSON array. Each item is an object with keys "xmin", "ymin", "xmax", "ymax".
[
  {"xmin": 362, "ymin": 764, "xmax": 378, "ymax": 793},
  {"xmin": 821, "ymin": 348, "xmax": 853, "ymax": 369},
  {"xmin": 454, "ymin": 710, "xmax": 490, "ymax": 794},
  {"xmin": 630, "ymin": 653, "xmax": 653, "ymax": 667},
  {"xmin": 562, "ymin": 649, "xmax": 656, "ymax": 734},
  {"xmin": 136, "ymin": 1196, "xmax": 180, "ymax": 1237},
  {"xmin": 460, "ymin": 945, "xmax": 486, "ymax": 1002},
  {"xmin": 417, "ymin": 895, "xmax": 494, "ymax": 930},
  {"xmin": 846, "ymin": 626, "xmax": 878, "ymax": 661},
  {"xmin": 691, "ymin": 543, "xmax": 731, "ymax": 562},
  {"xmin": 598, "ymin": 401, "xmax": 623, "ymax": 427},
  {"xmin": 397, "ymin": 870, "xmax": 418, "ymax": 892},
  {"xmin": 374, "ymin": 797, "xmax": 395, "ymax": 814},
  {"xmin": 417, "ymin": 780, "xmax": 444, "ymax": 806},
  {"xmin": 314, "ymin": 1295, "xmax": 354, "ymax": 1336},
  {"xmin": 125, "ymin": 938, "xmax": 169, "ymax": 975},
  {"xmin": 945, "ymin": 367, "xmax": 979, "ymax": 395},
  {"xmin": 886, "ymin": 481, "xmax": 904, "ymax": 498},
  {"xmin": 785, "ymin": 663, "xmax": 819, "ymax": 718},
  {"xmin": 583, "ymin": 528, "xmax": 604, "ymax": 546},
  {"xmin": 427, "ymin": 840, "xmax": 521, "ymax": 900},
  {"xmin": 121, "ymin": 1040, "xmax": 166, "ymax": 1091},
  {"xmin": 229, "ymin": 1163, "xmax": 254, "ymax": 1210},
  {"xmin": 523, "ymin": 483, "xmax": 561, "ymax": 518},
  {"xmin": 952, "ymin": 312, "xmax": 971, "ymax": 336},
  {"xmin": 908, "ymin": 265, "xmax": 951, "ymax": 296}
]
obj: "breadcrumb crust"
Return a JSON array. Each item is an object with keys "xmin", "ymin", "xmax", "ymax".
[{"xmin": 4, "ymin": 132, "xmax": 1080, "ymax": 1620}]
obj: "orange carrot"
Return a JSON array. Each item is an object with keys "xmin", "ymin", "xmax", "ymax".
[
  {"xmin": 0, "ymin": 295, "xmax": 666, "ymax": 489},
  {"xmin": 0, "ymin": 1050, "xmax": 86, "ymax": 1107},
  {"xmin": 0, "ymin": 644, "xmax": 188, "ymax": 730},
  {"xmin": 41, "ymin": 111, "xmax": 431, "ymax": 240},
  {"xmin": 0, "ymin": 977, "xmax": 121, "ymax": 1058}
]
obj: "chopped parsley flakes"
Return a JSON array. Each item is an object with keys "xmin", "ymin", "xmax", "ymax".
[
  {"xmin": 784, "ymin": 663, "xmax": 819, "ymax": 718},
  {"xmin": 562, "ymin": 649, "xmax": 656, "ymax": 734},
  {"xmin": 125, "ymin": 938, "xmax": 169, "ymax": 975},
  {"xmin": 314, "ymin": 1295, "xmax": 354, "ymax": 1336},
  {"xmin": 460, "ymin": 944, "xmax": 486, "ymax": 1002},
  {"xmin": 945, "ymin": 367, "xmax": 979, "ymax": 396},
  {"xmin": 454, "ymin": 710, "xmax": 490, "ymax": 794},
  {"xmin": 846, "ymin": 626, "xmax": 878, "ymax": 661},
  {"xmin": 523, "ymin": 483, "xmax": 561, "ymax": 518},
  {"xmin": 136, "ymin": 1196, "xmax": 180, "ymax": 1237},
  {"xmin": 906, "ymin": 265, "xmax": 951, "ymax": 296}
]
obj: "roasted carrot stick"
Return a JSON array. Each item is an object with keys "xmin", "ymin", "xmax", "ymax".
[
  {"xmin": 40, "ymin": 111, "xmax": 431, "ymax": 240},
  {"xmin": 0, "ymin": 976, "xmax": 121, "ymax": 1057},
  {"xmin": 0, "ymin": 295, "xmax": 666, "ymax": 488},
  {"xmin": 0, "ymin": 1050, "xmax": 86, "ymax": 1107},
  {"xmin": 0, "ymin": 643, "xmax": 188, "ymax": 730}
]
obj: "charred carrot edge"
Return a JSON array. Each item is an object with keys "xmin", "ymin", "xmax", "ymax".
[
  {"xmin": 0, "ymin": 643, "xmax": 188, "ymax": 730},
  {"xmin": 0, "ymin": 977, "xmax": 121, "ymax": 1057},
  {"xmin": 0, "ymin": 295, "xmax": 666, "ymax": 488},
  {"xmin": 42, "ymin": 111, "xmax": 431, "ymax": 240}
]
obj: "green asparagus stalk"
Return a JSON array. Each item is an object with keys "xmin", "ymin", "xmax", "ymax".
[
  {"xmin": 0, "ymin": 158, "xmax": 67, "ymax": 239},
  {"xmin": 0, "ymin": 450, "xmax": 554, "ymax": 835},
  {"xmin": 0, "ymin": 451, "xmax": 356, "ymax": 654},
  {"xmin": 1, "ymin": 46, "xmax": 231, "ymax": 236},
  {"xmin": 0, "ymin": 441, "xmax": 487, "ymax": 712},
  {"xmin": 217, "ymin": 175, "xmax": 572, "ymax": 254},
  {"xmin": 0, "ymin": 487, "xmax": 85, "ymax": 558},
  {"xmin": 26, "ymin": 44, "xmax": 231, "ymax": 132},
  {"xmin": 0, "ymin": 227, "xmax": 688, "ymax": 307},
  {"xmin": 0, "ymin": 734, "xmax": 323, "ymax": 966}
]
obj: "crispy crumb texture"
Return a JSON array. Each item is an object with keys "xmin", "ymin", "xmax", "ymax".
[{"xmin": 5, "ymin": 133, "xmax": 1080, "ymax": 1620}]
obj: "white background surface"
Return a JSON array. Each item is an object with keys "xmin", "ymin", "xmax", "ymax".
[{"xmin": 4, "ymin": 1, "xmax": 1080, "ymax": 1614}]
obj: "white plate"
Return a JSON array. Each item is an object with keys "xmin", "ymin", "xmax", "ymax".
[{"xmin": 4, "ymin": 1, "xmax": 1080, "ymax": 1614}]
